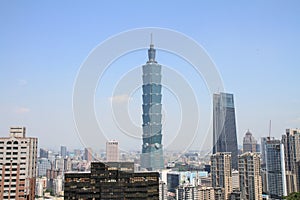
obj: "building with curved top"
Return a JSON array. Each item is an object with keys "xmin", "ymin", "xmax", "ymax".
[{"xmin": 243, "ymin": 130, "xmax": 257, "ymax": 153}]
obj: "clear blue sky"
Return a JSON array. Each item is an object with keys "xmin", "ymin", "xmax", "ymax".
[{"xmin": 0, "ymin": 1, "xmax": 300, "ymax": 151}]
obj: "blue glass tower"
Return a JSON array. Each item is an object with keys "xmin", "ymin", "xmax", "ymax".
[
  {"xmin": 141, "ymin": 42, "xmax": 164, "ymax": 170},
  {"xmin": 213, "ymin": 92, "xmax": 239, "ymax": 170}
]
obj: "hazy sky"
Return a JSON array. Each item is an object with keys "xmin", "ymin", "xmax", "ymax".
[{"xmin": 1, "ymin": 1, "xmax": 300, "ymax": 152}]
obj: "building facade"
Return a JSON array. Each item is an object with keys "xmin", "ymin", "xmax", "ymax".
[
  {"xmin": 211, "ymin": 152, "xmax": 232, "ymax": 200},
  {"xmin": 106, "ymin": 140, "xmax": 119, "ymax": 162},
  {"xmin": 282, "ymin": 128, "xmax": 300, "ymax": 194},
  {"xmin": 0, "ymin": 127, "xmax": 38, "ymax": 200},
  {"xmin": 60, "ymin": 146, "xmax": 67, "ymax": 158},
  {"xmin": 265, "ymin": 138, "xmax": 287, "ymax": 198},
  {"xmin": 239, "ymin": 152, "xmax": 262, "ymax": 200},
  {"xmin": 141, "ymin": 42, "xmax": 164, "ymax": 170},
  {"xmin": 84, "ymin": 147, "xmax": 93, "ymax": 162},
  {"xmin": 243, "ymin": 130, "xmax": 257, "ymax": 153},
  {"xmin": 37, "ymin": 157, "xmax": 52, "ymax": 177},
  {"xmin": 213, "ymin": 93, "xmax": 238, "ymax": 170},
  {"xmin": 64, "ymin": 162, "xmax": 159, "ymax": 199}
]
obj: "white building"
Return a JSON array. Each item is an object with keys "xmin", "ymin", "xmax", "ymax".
[
  {"xmin": 0, "ymin": 127, "xmax": 38, "ymax": 199},
  {"xmin": 232, "ymin": 170, "xmax": 240, "ymax": 190},
  {"xmin": 53, "ymin": 175, "xmax": 63, "ymax": 196},
  {"xmin": 106, "ymin": 140, "xmax": 119, "ymax": 162}
]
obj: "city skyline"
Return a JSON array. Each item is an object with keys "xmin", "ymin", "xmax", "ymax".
[{"xmin": 1, "ymin": 1, "xmax": 300, "ymax": 151}]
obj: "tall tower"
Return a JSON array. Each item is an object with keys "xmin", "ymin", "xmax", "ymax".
[
  {"xmin": 106, "ymin": 140, "xmax": 119, "ymax": 162},
  {"xmin": 213, "ymin": 92, "xmax": 238, "ymax": 170},
  {"xmin": 141, "ymin": 41, "xmax": 164, "ymax": 170},
  {"xmin": 0, "ymin": 127, "xmax": 38, "ymax": 200},
  {"xmin": 239, "ymin": 152, "xmax": 262, "ymax": 200}
]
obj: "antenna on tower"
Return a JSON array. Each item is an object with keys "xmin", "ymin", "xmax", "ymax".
[
  {"xmin": 269, "ymin": 120, "xmax": 272, "ymax": 138},
  {"xmin": 150, "ymin": 33, "xmax": 153, "ymax": 45}
]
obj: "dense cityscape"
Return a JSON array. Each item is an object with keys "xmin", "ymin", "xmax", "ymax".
[
  {"xmin": 1, "ymin": 1, "xmax": 300, "ymax": 200},
  {"xmin": 1, "ymin": 43, "xmax": 300, "ymax": 200}
]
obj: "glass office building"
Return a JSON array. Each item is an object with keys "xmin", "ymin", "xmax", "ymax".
[
  {"xmin": 141, "ymin": 42, "xmax": 164, "ymax": 170},
  {"xmin": 213, "ymin": 92, "xmax": 238, "ymax": 170}
]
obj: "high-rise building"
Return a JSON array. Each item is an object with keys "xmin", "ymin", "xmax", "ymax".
[
  {"xmin": 213, "ymin": 92, "xmax": 238, "ymax": 170},
  {"xmin": 176, "ymin": 185, "xmax": 199, "ymax": 200},
  {"xmin": 243, "ymin": 130, "xmax": 257, "ymax": 153},
  {"xmin": 141, "ymin": 42, "xmax": 164, "ymax": 170},
  {"xmin": 282, "ymin": 128, "xmax": 300, "ymax": 194},
  {"xmin": 198, "ymin": 187, "xmax": 216, "ymax": 200},
  {"xmin": 232, "ymin": 170, "xmax": 240, "ymax": 190},
  {"xmin": 0, "ymin": 127, "xmax": 38, "ymax": 200},
  {"xmin": 39, "ymin": 148, "xmax": 49, "ymax": 158},
  {"xmin": 60, "ymin": 145, "xmax": 67, "ymax": 158},
  {"xmin": 239, "ymin": 152, "xmax": 262, "ymax": 200},
  {"xmin": 84, "ymin": 147, "xmax": 93, "ymax": 162},
  {"xmin": 37, "ymin": 157, "xmax": 52, "ymax": 176},
  {"xmin": 260, "ymin": 136, "xmax": 274, "ymax": 168},
  {"xmin": 64, "ymin": 162, "xmax": 159, "ymax": 199},
  {"xmin": 106, "ymin": 140, "xmax": 119, "ymax": 162},
  {"xmin": 265, "ymin": 138, "xmax": 287, "ymax": 198},
  {"xmin": 211, "ymin": 152, "xmax": 232, "ymax": 200}
]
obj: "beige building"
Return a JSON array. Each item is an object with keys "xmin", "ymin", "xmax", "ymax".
[
  {"xmin": 239, "ymin": 152, "xmax": 262, "ymax": 200},
  {"xmin": 0, "ymin": 127, "xmax": 38, "ymax": 200},
  {"xmin": 198, "ymin": 186, "xmax": 215, "ymax": 200},
  {"xmin": 211, "ymin": 152, "xmax": 232, "ymax": 200},
  {"xmin": 243, "ymin": 130, "xmax": 257, "ymax": 153},
  {"xmin": 232, "ymin": 170, "xmax": 240, "ymax": 190},
  {"xmin": 106, "ymin": 140, "xmax": 119, "ymax": 162}
]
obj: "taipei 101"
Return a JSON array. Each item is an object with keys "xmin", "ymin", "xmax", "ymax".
[{"xmin": 1, "ymin": 1, "xmax": 300, "ymax": 200}]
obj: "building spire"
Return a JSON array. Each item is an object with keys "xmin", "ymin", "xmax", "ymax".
[{"xmin": 148, "ymin": 34, "xmax": 157, "ymax": 63}]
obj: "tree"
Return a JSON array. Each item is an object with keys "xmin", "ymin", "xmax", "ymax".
[{"xmin": 283, "ymin": 192, "xmax": 300, "ymax": 200}]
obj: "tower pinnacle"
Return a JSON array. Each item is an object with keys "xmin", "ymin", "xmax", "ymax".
[{"xmin": 147, "ymin": 34, "xmax": 157, "ymax": 63}]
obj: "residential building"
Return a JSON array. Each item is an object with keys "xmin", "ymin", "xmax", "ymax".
[
  {"xmin": 239, "ymin": 152, "xmax": 262, "ymax": 200},
  {"xmin": 0, "ymin": 127, "xmax": 38, "ymax": 200},
  {"xmin": 211, "ymin": 152, "xmax": 232, "ymax": 200}
]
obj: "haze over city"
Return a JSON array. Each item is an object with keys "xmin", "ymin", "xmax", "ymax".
[{"xmin": 1, "ymin": 1, "xmax": 300, "ymax": 151}]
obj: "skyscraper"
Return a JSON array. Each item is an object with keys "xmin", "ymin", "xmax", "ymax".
[
  {"xmin": 60, "ymin": 145, "xmax": 67, "ymax": 158},
  {"xmin": 106, "ymin": 140, "xmax": 119, "ymax": 162},
  {"xmin": 84, "ymin": 147, "xmax": 93, "ymax": 162},
  {"xmin": 0, "ymin": 127, "xmax": 38, "ymax": 200},
  {"xmin": 239, "ymin": 152, "xmax": 262, "ymax": 200},
  {"xmin": 243, "ymin": 130, "xmax": 257, "ymax": 153},
  {"xmin": 213, "ymin": 92, "xmax": 238, "ymax": 170},
  {"xmin": 265, "ymin": 138, "xmax": 287, "ymax": 198},
  {"xmin": 282, "ymin": 128, "xmax": 300, "ymax": 194},
  {"xmin": 211, "ymin": 152, "xmax": 232, "ymax": 200},
  {"xmin": 141, "ymin": 41, "xmax": 164, "ymax": 170}
]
